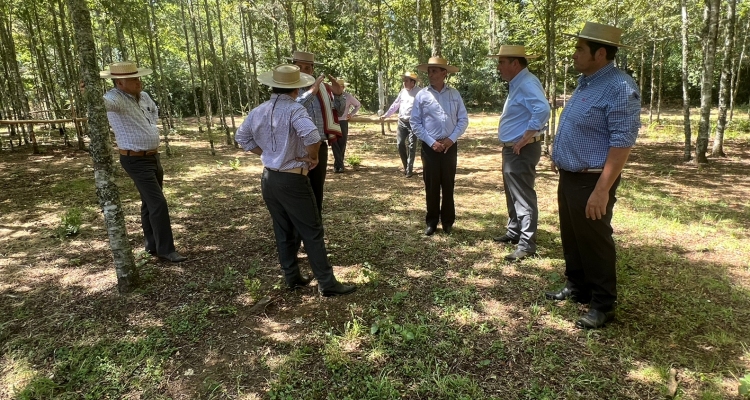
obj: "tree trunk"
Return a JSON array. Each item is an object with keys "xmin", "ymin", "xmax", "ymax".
[
  {"xmin": 712, "ymin": 0, "xmax": 738, "ymax": 157},
  {"xmin": 66, "ymin": 0, "xmax": 138, "ymax": 294},
  {"xmin": 215, "ymin": 0, "xmax": 236, "ymax": 146},
  {"xmin": 729, "ymin": 17, "xmax": 748, "ymax": 121},
  {"xmin": 430, "ymin": 0, "xmax": 442, "ymax": 56},
  {"xmin": 202, "ymin": 0, "xmax": 229, "ymax": 145},
  {"xmin": 648, "ymin": 38, "xmax": 657, "ymax": 125},
  {"xmin": 681, "ymin": 0, "xmax": 693, "ymax": 161},
  {"xmin": 146, "ymin": 0, "xmax": 171, "ymax": 156},
  {"xmin": 696, "ymin": 0, "xmax": 721, "ymax": 164},
  {"xmin": 180, "ymin": 0, "xmax": 201, "ymax": 122},
  {"xmin": 656, "ymin": 41, "xmax": 664, "ymax": 122},
  {"xmin": 417, "ymin": 0, "xmax": 425, "ymax": 61},
  {"xmin": 282, "ymin": 0, "xmax": 296, "ymax": 52},
  {"xmin": 188, "ymin": 0, "xmax": 215, "ymax": 155}
]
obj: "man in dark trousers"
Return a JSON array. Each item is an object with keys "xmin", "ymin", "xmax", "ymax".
[
  {"xmin": 235, "ymin": 64, "xmax": 356, "ymax": 297},
  {"xmin": 546, "ymin": 22, "xmax": 641, "ymax": 329},
  {"xmin": 100, "ymin": 61, "xmax": 186, "ymax": 263}
]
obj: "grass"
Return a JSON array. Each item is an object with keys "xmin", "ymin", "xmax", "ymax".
[{"xmin": 0, "ymin": 112, "xmax": 749, "ymax": 398}]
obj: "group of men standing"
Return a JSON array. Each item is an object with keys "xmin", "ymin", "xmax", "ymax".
[{"xmin": 99, "ymin": 21, "xmax": 640, "ymax": 328}]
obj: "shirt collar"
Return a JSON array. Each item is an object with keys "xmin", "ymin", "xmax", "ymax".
[
  {"xmin": 579, "ymin": 62, "xmax": 616, "ymax": 86},
  {"xmin": 428, "ymin": 84, "xmax": 449, "ymax": 94}
]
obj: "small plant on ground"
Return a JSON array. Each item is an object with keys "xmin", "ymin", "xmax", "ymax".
[
  {"xmin": 229, "ymin": 157, "xmax": 241, "ymax": 170},
  {"xmin": 56, "ymin": 208, "xmax": 82, "ymax": 239},
  {"xmin": 346, "ymin": 154, "xmax": 362, "ymax": 168}
]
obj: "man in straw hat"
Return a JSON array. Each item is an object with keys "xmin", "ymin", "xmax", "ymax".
[
  {"xmin": 545, "ymin": 22, "xmax": 641, "ymax": 329},
  {"xmin": 411, "ymin": 57, "xmax": 469, "ymax": 236},
  {"xmin": 100, "ymin": 61, "xmax": 187, "ymax": 263},
  {"xmin": 286, "ymin": 51, "xmax": 346, "ymax": 214},
  {"xmin": 331, "ymin": 78, "xmax": 361, "ymax": 173},
  {"xmin": 235, "ymin": 64, "xmax": 356, "ymax": 297},
  {"xmin": 489, "ymin": 45, "xmax": 550, "ymax": 262},
  {"xmin": 381, "ymin": 72, "xmax": 422, "ymax": 178}
]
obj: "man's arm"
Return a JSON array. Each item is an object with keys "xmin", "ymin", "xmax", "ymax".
[
  {"xmin": 443, "ymin": 90, "xmax": 469, "ymax": 151},
  {"xmin": 586, "ymin": 146, "xmax": 631, "ymax": 219},
  {"xmin": 381, "ymin": 91, "xmax": 402, "ymax": 119},
  {"xmin": 348, "ymin": 95, "xmax": 361, "ymax": 119},
  {"xmin": 513, "ymin": 84, "xmax": 551, "ymax": 154}
]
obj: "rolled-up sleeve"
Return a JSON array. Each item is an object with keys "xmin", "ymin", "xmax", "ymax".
[
  {"xmin": 235, "ymin": 113, "xmax": 258, "ymax": 151},
  {"xmin": 521, "ymin": 83, "xmax": 550, "ymax": 132}
]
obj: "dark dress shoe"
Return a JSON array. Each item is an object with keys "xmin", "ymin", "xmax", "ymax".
[
  {"xmin": 424, "ymin": 226, "xmax": 437, "ymax": 236},
  {"xmin": 286, "ymin": 274, "xmax": 312, "ymax": 290},
  {"xmin": 405, "ymin": 171, "xmax": 413, "ymax": 178},
  {"xmin": 443, "ymin": 225, "xmax": 452, "ymax": 235},
  {"xmin": 504, "ymin": 249, "xmax": 535, "ymax": 261},
  {"xmin": 334, "ymin": 167, "xmax": 344, "ymax": 173},
  {"xmin": 158, "ymin": 251, "xmax": 187, "ymax": 263},
  {"xmin": 493, "ymin": 234, "xmax": 519, "ymax": 244},
  {"xmin": 544, "ymin": 287, "xmax": 590, "ymax": 304},
  {"xmin": 575, "ymin": 308, "xmax": 615, "ymax": 329},
  {"xmin": 321, "ymin": 282, "xmax": 357, "ymax": 297},
  {"xmin": 145, "ymin": 248, "xmax": 157, "ymax": 256}
]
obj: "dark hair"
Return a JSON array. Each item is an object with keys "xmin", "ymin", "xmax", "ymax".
[
  {"xmin": 586, "ymin": 40, "xmax": 618, "ymax": 61},
  {"xmin": 272, "ymin": 87, "xmax": 297, "ymax": 94},
  {"xmin": 512, "ymin": 57, "xmax": 529, "ymax": 68}
]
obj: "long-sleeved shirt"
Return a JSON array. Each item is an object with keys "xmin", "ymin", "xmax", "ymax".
[
  {"xmin": 236, "ymin": 94, "xmax": 321, "ymax": 171},
  {"xmin": 296, "ymin": 85, "xmax": 346, "ymax": 141},
  {"xmin": 103, "ymin": 88, "xmax": 160, "ymax": 151},
  {"xmin": 410, "ymin": 85, "xmax": 469, "ymax": 147},
  {"xmin": 498, "ymin": 68, "xmax": 550, "ymax": 143},
  {"xmin": 382, "ymin": 85, "xmax": 422, "ymax": 121},
  {"xmin": 338, "ymin": 92, "xmax": 361, "ymax": 121},
  {"xmin": 552, "ymin": 62, "xmax": 641, "ymax": 172}
]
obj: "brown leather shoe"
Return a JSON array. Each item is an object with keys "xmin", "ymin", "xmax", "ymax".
[{"xmin": 575, "ymin": 309, "xmax": 615, "ymax": 329}]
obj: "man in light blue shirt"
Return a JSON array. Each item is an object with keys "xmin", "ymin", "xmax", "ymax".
[
  {"xmin": 489, "ymin": 46, "xmax": 550, "ymax": 261},
  {"xmin": 411, "ymin": 57, "xmax": 469, "ymax": 236}
]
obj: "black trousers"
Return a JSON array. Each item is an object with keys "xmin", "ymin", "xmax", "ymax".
[
  {"xmin": 331, "ymin": 121, "xmax": 348, "ymax": 170},
  {"xmin": 260, "ymin": 168, "xmax": 336, "ymax": 290},
  {"xmin": 421, "ymin": 141, "xmax": 457, "ymax": 229},
  {"xmin": 308, "ymin": 141, "xmax": 328, "ymax": 215},
  {"xmin": 396, "ymin": 120, "xmax": 418, "ymax": 174},
  {"xmin": 558, "ymin": 170, "xmax": 621, "ymax": 312},
  {"xmin": 119, "ymin": 154, "xmax": 176, "ymax": 256}
]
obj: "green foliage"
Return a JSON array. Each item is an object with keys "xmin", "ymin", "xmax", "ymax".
[
  {"xmin": 56, "ymin": 208, "xmax": 83, "ymax": 239},
  {"xmin": 346, "ymin": 154, "xmax": 362, "ymax": 168},
  {"xmin": 229, "ymin": 157, "xmax": 241, "ymax": 170},
  {"xmin": 164, "ymin": 302, "xmax": 212, "ymax": 341},
  {"xmin": 740, "ymin": 373, "xmax": 750, "ymax": 397}
]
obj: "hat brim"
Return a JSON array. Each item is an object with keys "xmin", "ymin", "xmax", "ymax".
[
  {"xmin": 257, "ymin": 70, "xmax": 316, "ymax": 89},
  {"xmin": 285, "ymin": 57, "xmax": 324, "ymax": 66},
  {"xmin": 487, "ymin": 54, "xmax": 540, "ymax": 59},
  {"xmin": 99, "ymin": 67, "xmax": 153, "ymax": 79},
  {"xmin": 563, "ymin": 33, "xmax": 635, "ymax": 49},
  {"xmin": 416, "ymin": 64, "xmax": 460, "ymax": 73},
  {"xmin": 401, "ymin": 74, "xmax": 420, "ymax": 82}
]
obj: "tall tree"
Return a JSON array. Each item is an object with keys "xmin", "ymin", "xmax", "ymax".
[
  {"xmin": 66, "ymin": 0, "xmax": 138, "ymax": 293},
  {"xmin": 430, "ymin": 0, "xmax": 442, "ymax": 56},
  {"xmin": 680, "ymin": 0, "xmax": 693, "ymax": 161},
  {"xmin": 695, "ymin": 0, "xmax": 721, "ymax": 163},
  {"xmin": 712, "ymin": 0, "xmax": 738, "ymax": 157}
]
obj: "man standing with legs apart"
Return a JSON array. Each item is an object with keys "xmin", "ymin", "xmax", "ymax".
[
  {"xmin": 545, "ymin": 22, "xmax": 640, "ymax": 329},
  {"xmin": 332, "ymin": 78, "xmax": 360, "ymax": 173},
  {"xmin": 411, "ymin": 57, "xmax": 469, "ymax": 236},
  {"xmin": 489, "ymin": 46, "xmax": 550, "ymax": 261},
  {"xmin": 381, "ymin": 72, "xmax": 422, "ymax": 178},
  {"xmin": 235, "ymin": 64, "xmax": 356, "ymax": 297},
  {"xmin": 288, "ymin": 51, "xmax": 346, "ymax": 215},
  {"xmin": 100, "ymin": 61, "xmax": 187, "ymax": 263}
]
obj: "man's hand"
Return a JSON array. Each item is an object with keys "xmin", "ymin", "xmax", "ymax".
[
  {"xmin": 585, "ymin": 189, "xmax": 609, "ymax": 220},
  {"xmin": 309, "ymin": 75, "xmax": 325, "ymax": 95},
  {"xmin": 347, "ymin": 113, "xmax": 354, "ymax": 120},
  {"xmin": 296, "ymin": 155, "xmax": 319, "ymax": 170},
  {"xmin": 512, "ymin": 136, "xmax": 530, "ymax": 155},
  {"xmin": 431, "ymin": 141, "xmax": 445, "ymax": 153},
  {"xmin": 328, "ymin": 74, "xmax": 343, "ymax": 95},
  {"xmin": 551, "ymin": 162, "xmax": 558, "ymax": 174},
  {"xmin": 440, "ymin": 138, "xmax": 454, "ymax": 153}
]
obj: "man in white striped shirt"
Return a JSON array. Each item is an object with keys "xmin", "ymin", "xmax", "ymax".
[
  {"xmin": 235, "ymin": 64, "xmax": 356, "ymax": 297},
  {"xmin": 100, "ymin": 61, "xmax": 186, "ymax": 263}
]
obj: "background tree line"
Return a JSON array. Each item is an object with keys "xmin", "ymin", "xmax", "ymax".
[{"xmin": 1, "ymin": 0, "xmax": 749, "ymax": 161}]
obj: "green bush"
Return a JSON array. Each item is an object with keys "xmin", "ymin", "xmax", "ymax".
[{"xmin": 56, "ymin": 208, "xmax": 82, "ymax": 239}]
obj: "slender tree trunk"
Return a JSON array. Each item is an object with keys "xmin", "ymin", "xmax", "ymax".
[
  {"xmin": 729, "ymin": 17, "xmax": 748, "ymax": 121},
  {"xmin": 282, "ymin": 0, "xmax": 296, "ymax": 52},
  {"xmin": 202, "ymin": 0, "xmax": 229, "ymax": 145},
  {"xmin": 712, "ymin": 0, "xmax": 738, "ymax": 157},
  {"xmin": 681, "ymin": 0, "xmax": 693, "ymax": 161},
  {"xmin": 272, "ymin": 14, "xmax": 281, "ymax": 63},
  {"xmin": 429, "ymin": 0, "xmax": 442, "ymax": 56},
  {"xmin": 188, "ymin": 0, "xmax": 215, "ymax": 155},
  {"xmin": 67, "ymin": 0, "xmax": 138, "ymax": 293},
  {"xmin": 696, "ymin": 0, "xmax": 721, "ymax": 163},
  {"xmin": 145, "ymin": 0, "xmax": 171, "ymax": 155},
  {"xmin": 417, "ymin": 0, "xmax": 425, "ymax": 61},
  {"xmin": 639, "ymin": 48, "xmax": 645, "ymax": 97},
  {"xmin": 648, "ymin": 39, "xmax": 657, "ymax": 124},
  {"xmin": 56, "ymin": 0, "xmax": 86, "ymax": 150},
  {"xmin": 656, "ymin": 41, "xmax": 664, "ymax": 122},
  {"xmin": 215, "ymin": 0, "xmax": 236, "ymax": 146},
  {"xmin": 180, "ymin": 0, "xmax": 201, "ymax": 123}
]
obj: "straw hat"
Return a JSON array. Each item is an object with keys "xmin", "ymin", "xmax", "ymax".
[
  {"xmin": 285, "ymin": 51, "xmax": 323, "ymax": 65},
  {"xmin": 487, "ymin": 45, "xmax": 539, "ymax": 60},
  {"xmin": 402, "ymin": 71, "xmax": 420, "ymax": 82},
  {"xmin": 336, "ymin": 78, "xmax": 348, "ymax": 87},
  {"xmin": 564, "ymin": 22, "xmax": 634, "ymax": 49},
  {"xmin": 416, "ymin": 56, "xmax": 460, "ymax": 73},
  {"xmin": 99, "ymin": 61, "xmax": 153, "ymax": 79},
  {"xmin": 257, "ymin": 64, "xmax": 315, "ymax": 89}
]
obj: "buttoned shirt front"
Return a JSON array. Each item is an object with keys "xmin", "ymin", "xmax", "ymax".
[
  {"xmin": 103, "ymin": 88, "xmax": 160, "ymax": 151},
  {"xmin": 410, "ymin": 85, "xmax": 469, "ymax": 147},
  {"xmin": 236, "ymin": 94, "xmax": 321, "ymax": 171},
  {"xmin": 498, "ymin": 68, "xmax": 550, "ymax": 143},
  {"xmin": 338, "ymin": 93, "xmax": 361, "ymax": 121},
  {"xmin": 383, "ymin": 85, "xmax": 422, "ymax": 121},
  {"xmin": 296, "ymin": 86, "xmax": 345, "ymax": 141},
  {"xmin": 552, "ymin": 63, "xmax": 641, "ymax": 172}
]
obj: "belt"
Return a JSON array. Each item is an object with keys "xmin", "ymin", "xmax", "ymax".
[
  {"xmin": 579, "ymin": 168, "xmax": 603, "ymax": 173},
  {"xmin": 265, "ymin": 167, "xmax": 309, "ymax": 176},
  {"xmin": 119, "ymin": 149, "xmax": 158, "ymax": 156},
  {"xmin": 501, "ymin": 134, "xmax": 544, "ymax": 147}
]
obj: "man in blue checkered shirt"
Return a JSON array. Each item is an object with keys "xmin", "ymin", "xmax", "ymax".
[{"xmin": 546, "ymin": 22, "xmax": 641, "ymax": 329}]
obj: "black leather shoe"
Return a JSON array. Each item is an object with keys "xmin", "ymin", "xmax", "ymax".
[
  {"xmin": 443, "ymin": 225, "xmax": 452, "ymax": 235},
  {"xmin": 493, "ymin": 234, "xmax": 519, "ymax": 244},
  {"xmin": 334, "ymin": 167, "xmax": 344, "ymax": 173},
  {"xmin": 424, "ymin": 226, "xmax": 437, "ymax": 236},
  {"xmin": 405, "ymin": 171, "xmax": 413, "ymax": 178},
  {"xmin": 575, "ymin": 308, "xmax": 615, "ymax": 329},
  {"xmin": 321, "ymin": 282, "xmax": 357, "ymax": 297},
  {"xmin": 159, "ymin": 251, "xmax": 187, "ymax": 262},
  {"xmin": 544, "ymin": 287, "xmax": 590, "ymax": 304},
  {"xmin": 286, "ymin": 274, "xmax": 312, "ymax": 290},
  {"xmin": 145, "ymin": 248, "xmax": 157, "ymax": 256}
]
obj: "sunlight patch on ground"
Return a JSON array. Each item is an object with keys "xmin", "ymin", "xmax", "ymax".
[
  {"xmin": 254, "ymin": 319, "xmax": 303, "ymax": 343},
  {"xmin": 625, "ymin": 362, "xmax": 663, "ymax": 385},
  {"xmin": 0, "ymin": 354, "xmax": 37, "ymax": 400}
]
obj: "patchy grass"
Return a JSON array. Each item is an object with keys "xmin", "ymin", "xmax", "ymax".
[{"xmin": 1, "ymin": 113, "xmax": 749, "ymax": 399}]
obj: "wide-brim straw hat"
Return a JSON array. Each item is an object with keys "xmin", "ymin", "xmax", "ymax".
[
  {"xmin": 416, "ymin": 56, "xmax": 460, "ymax": 73},
  {"xmin": 285, "ymin": 50, "xmax": 323, "ymax": 65},
  {"xmin": 99, "ymin": 61, "xmax": 153, "ymax": 79},
  {"xmin": 257, "ymin": 64, "xmax": 315, "ymax": 89},
  {"xmin": 336, "ymin": 78, "xmax": 348, "ymax": 87},
  {"xmin": 487, "ymin": 45, "xmax": 539, "ymax": 60},
  {"xmin": 401, "ymin": 71, "xmax": 420, "ymax": 82},
  {"xmin": 563, "ymin": 22, "xmax": 634, "ymax": 49}
]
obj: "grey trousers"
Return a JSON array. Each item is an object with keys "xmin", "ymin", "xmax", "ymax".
[
  {"xmin": 260, "ymin": 168, "xmax": 336, "ymax": 290},
  {"xmin": 501, "ymin": 141, "xmax": 541, "ymax": 252},
  {"xmin": 396, "ymin": 119, "xmax": 418, "ymax": 174},
  {"xmin": 331, "ymin": 120, "xmax": 348, "ymax": 170}
]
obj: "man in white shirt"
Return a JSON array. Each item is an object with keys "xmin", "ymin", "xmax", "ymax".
[{"xmin": 381, "ymin": 72, "xmax": 422, "ymax": 178}]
